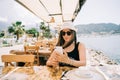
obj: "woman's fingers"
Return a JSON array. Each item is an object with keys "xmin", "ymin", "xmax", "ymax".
[
  {"xmin": 46, "ymin": 60, "xmax": 58, "ymax": 66},
  {"xmin": 63, "ymin": 50, "xmax": 67, "ymax": 55}
]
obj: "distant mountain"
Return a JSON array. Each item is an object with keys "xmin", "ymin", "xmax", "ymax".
[
  {"xmin": 75, "ymin": 23, "xmax": 120, "ymax": 35},
  {"xmin": 1, "ymin": 22, "xmax": 120, "ymax": 35}
]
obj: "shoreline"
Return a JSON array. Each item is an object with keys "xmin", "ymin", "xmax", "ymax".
[{"xmin": 87, "ymin": 48, "xmax": 118, "ymax": 66}]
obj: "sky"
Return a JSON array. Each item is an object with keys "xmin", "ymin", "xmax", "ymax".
[
  {"xmin": 74, "ymin": 0, "xmax": 120, "ymax": 25},
  {"xmin": 0, "ymin": 0, "xmax": 41, "ymax": 26},
  {"xmin": 0, "ymin": 0, "xmax": 120, "ymax": 26}
]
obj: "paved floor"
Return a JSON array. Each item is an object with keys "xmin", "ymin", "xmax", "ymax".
[{"xmin": 0, "ymin": 44, "xmax": 24, "ymax": 66}]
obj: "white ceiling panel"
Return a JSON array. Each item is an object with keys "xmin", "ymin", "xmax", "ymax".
[{"xmin": 15, "ymin": 0, "xmax": 86, "ymax": 26}]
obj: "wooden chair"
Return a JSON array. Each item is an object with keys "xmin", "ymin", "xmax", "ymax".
[
  {"xmin": 48, "ymin": 41, "xmax": 56, "ymax": 52},
  {"xmin": 35, "ymin": 41, "xmax": 42, "ymax": 47},
  {"xmin": 35, "ymin": 41, "xmax": 47, "ymax": 48},
  {"xmin": 1, "ymin": 55, "xmax": 35, "ymax": 67},
  {"xmin": 24, "ymin": 45, "xmax": 40, "ymax": 66}
]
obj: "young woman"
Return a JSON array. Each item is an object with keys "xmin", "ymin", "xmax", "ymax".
[{"xmin": 46, "ymin": 22, "xmax": 86, "ymax": 67}]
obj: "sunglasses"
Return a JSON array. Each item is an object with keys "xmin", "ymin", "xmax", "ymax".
[{"xmin": 61, "ymin": 31, "xmax": 72, "ymax": 36}]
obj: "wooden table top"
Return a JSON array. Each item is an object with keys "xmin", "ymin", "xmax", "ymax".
[
  {"xmin": 0, "ymin": 66, "xmax": 75, "ymax": 80},
  {"xmin": 10, "ymin": 48, "xmax": 51, "ymax": 56},
  {"xmin": 1, "ymin": 65, "xmax": 120, "ymax": 80}
]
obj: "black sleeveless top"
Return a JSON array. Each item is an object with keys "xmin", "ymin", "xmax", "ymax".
[
  {"xmin": 59, "ymin": 42, "xmax": 80, "ymax": 67},
  {"xmin": 67, "ymin": 42, "xmax": 80, "ymax": 60}
]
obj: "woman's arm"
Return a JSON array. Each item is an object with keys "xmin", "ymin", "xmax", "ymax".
[{"xmin": 67, "ymin": 43, "xmax": 86, "ymax": 67}]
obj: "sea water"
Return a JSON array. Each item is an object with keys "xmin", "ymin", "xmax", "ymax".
[{"xmin": 77, "ymin": 35, "xmax": 120, "ymax": 64}]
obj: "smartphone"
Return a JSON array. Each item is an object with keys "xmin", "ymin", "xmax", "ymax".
[{"xmin": 55, "ymin": 46, "xmax": 63, "ymax": 54}]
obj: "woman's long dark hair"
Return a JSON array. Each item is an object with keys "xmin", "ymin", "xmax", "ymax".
[{"xmin": 56, "ymin": 30, "xmax": 77, "ymax": 49}]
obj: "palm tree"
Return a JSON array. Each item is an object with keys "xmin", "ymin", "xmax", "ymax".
[
  {"xmin": 8, "ymin": 21, "xmax": 25, "ymax": 41},
  {"xmin": 39, "ymin": 22, "xmax": 51, "ymax": 38}
]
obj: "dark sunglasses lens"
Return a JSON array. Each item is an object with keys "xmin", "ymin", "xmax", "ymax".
[
  {"xmin": 67, "ymin": 32, "xmax": 71, "ymax": 35},
  {"xmin": 62, "ymin": 32, "xmax": 66, "ymax": 36},
  {"xmin": 62, "ymin": 31, "xmax": 72, "ymax": 36}
]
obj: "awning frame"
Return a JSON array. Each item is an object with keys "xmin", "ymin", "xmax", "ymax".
[{"xmin": 15, "ymin": 0, "xmax": 86, "ymax": 25}]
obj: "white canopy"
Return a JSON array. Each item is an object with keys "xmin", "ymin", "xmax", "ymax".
[{"xmin": 15, "ymin": 0, "xmax": 86, "ymax": 26}]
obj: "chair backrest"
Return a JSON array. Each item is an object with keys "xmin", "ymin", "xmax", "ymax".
[
  {"xmin": 24, "ymin": 45, "xmax": 40, "ymax": 66},
  {"xmin": 48, "ymin": 41, "xmax": 56, "ymax": 52},
  {"xmin": 24, "ymin": 45, "xmax": 39, "ymax": 54},
  {"xmin": 35, "ymin": 41, "xmax": 47, "ymax": 48},
  {"xmin": 35, "ymin": 41, "xmax": 42, "ymax": 47},
  {"xmin": 1, "ymin": 55, "xmax": 35, "ymax": 67}
]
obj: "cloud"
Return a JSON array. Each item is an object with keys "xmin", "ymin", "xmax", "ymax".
[{"xmin": 0, "ymin": 17, "xmax": 8, "ymax": 22}]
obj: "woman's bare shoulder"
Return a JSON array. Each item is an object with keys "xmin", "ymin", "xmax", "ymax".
[{"xmin": 78, "ymin": 42, "xmax": 85, "ymax": 49}]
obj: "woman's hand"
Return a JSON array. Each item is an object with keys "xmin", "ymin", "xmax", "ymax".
[
  {"xmin": 55, "ymin": 50, "xmax": 69, "ymax": 63},
  {"xmin": 46, "ymin": 51, "xmax": 59, "ymax": 67},
  {"xmin": 46, "ymin": 50, "xmax": 69, "ymax": 66}
]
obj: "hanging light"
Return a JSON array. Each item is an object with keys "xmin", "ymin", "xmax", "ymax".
[{"xmin": 50, "ymin": 17, "xmax": 55, "ymax": 23}]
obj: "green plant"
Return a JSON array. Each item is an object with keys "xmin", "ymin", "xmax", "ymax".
[
  {"xmin": 39, "ymin": 22, "xmax": 52, "ymax": 38},
  {"xmin": 8, "ymin": 21, "xmax": 25, "ymax": 41},
  {"xmin": 26, "ymin": 28, "xmax": 39, "ymax": 37}
]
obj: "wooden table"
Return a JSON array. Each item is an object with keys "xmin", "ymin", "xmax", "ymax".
[
  {"xmin": 10, "ymin": 49, "xmax": 51, "ymax": 57},
  {"xmin": 1, "ymin": 65, "xmax": 120, "ymax": 80},
  {"xmin": 0, "ymin": 66, "xmax": 74, "ymax": 80}
]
